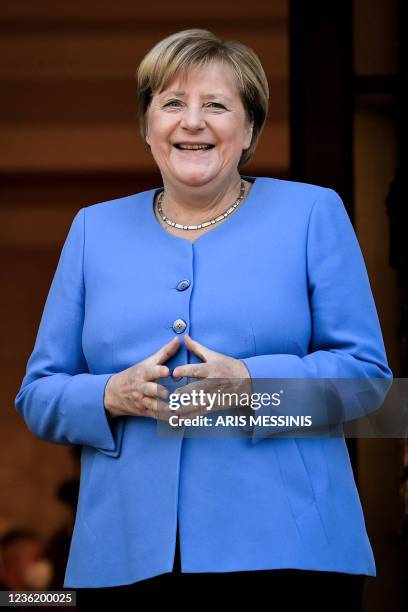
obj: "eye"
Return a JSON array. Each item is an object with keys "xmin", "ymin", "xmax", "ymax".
[
  {"xmin": 164, "ymin": 99, "xmax": 182, "ymax": 107},
  {"xmin": 163, "ymin": 100, "xmax": 226, "ymax": 109}
]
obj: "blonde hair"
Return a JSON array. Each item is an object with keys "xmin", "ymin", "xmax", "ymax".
[{"xmin": 136, "ymin": 29, "xmax": 269, "ymax": 167}]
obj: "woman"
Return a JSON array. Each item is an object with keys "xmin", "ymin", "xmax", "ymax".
[{"xmin": 15, "ymin": 29, "xmax": 392, "ymax": 611}]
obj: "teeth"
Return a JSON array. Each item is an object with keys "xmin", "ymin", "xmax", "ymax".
[{"xmin": 176, "ymin": 144, "xmax": 213, "ymax": 150}]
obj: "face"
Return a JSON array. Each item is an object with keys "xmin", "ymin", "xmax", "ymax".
[{"xmin": 145, "ymin": 61, "xmax": 253, "ymax": 188}]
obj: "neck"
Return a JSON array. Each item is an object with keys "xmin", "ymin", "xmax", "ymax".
[{"xmin": 159, "ymin": 173, "xmax": 246, "ymax": 225}]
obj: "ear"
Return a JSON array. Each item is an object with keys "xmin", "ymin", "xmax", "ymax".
[
  {"xmin": 243, "ymin": 120, "xmax": 254, "ymax": 151},
  {"xmin": 144, "ymin": 111, "xmax": 151, "ymax": 146}
]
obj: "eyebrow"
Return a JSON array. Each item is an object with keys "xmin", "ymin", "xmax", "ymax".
[{"xmin": 162, "ymin": 91, "xmax": 229, "ymax": 100}]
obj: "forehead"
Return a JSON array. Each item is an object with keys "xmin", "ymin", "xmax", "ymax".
[{"xmin": 157, "ymin": 61, "xmax": 240, "ymax": 99}]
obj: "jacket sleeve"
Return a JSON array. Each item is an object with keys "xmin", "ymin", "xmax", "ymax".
[
  {"xmin": 239, "ymin": 187, "xmax": 393, "ymax": 443},
  {"xmin": 14, "ymin": 208, "xmax": 124, "ymax": 458}
]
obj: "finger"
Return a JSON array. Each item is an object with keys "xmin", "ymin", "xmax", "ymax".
[
  {"xmin": 142, "ymin": 381, "xmax": 169, "ymax": 401},
  {"xmin": 142, "ymin": 395, "xmax": 171, "ymax": 418},
  {"xmin": 183, "ymin": 333, "xmax": 212, "ymax": 361},
  {"xmin": 170, "ymin": 380, "xmax": 213, "ymax": 407},
  {"xmin": 176, "ymin": 404, "xmax": 217, "ymax": 422},
  {"xmin": 172, "ymin": 363, "xmax": 208, "ymax": 380},
  {"xmin": 178, "ymin": 401, "xmax": 237, "ymax": 420},
  {"xmin": 146, "ymin": 364, "xmax": 171, "ymax": 380},
  {"xmin": 169, "ymin": 391, "xmax": 211, "ymax": 416},
  {"xmin": 154, "ymin": 336, "xmax": 181, "ymax": 365},
  {"xmin": 177, "ymin": 404, "xmax": 213, "ymax": 418},
  {"xmin": 172, "ymin": 376, "xmax": 217, "ymax": 395}
]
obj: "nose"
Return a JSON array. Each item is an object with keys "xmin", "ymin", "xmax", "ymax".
[{"xmin": 179, "ymin": 105, "xmax": 206, "ymax": 131}]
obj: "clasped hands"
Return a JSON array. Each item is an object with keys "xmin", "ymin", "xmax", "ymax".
[{"xmin": 104, "ymin": 334, "xmax": 253, "ymax": 423}]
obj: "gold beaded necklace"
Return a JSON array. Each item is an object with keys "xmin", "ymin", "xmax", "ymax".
[{"xmin": 155, "ymin": 179, "xmax": 246, "ymax": 231}]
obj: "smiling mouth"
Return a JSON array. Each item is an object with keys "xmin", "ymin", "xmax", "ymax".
[{"xmin": 173, "ymin": 144, "xmax": 215, "ymax": 151}]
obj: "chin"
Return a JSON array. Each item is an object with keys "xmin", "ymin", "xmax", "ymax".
[{"xmin": 174, "ymin": 169, "xmax": 220, "ymax": 186}]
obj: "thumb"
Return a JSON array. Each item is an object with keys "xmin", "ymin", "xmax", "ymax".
[
  {"xmin": 183, "ymin": 333, "xmax": 213, "ymax": 362},
  {"xmin": 149, "ymin": 336, "xmax": 181, "ymax": 365}
]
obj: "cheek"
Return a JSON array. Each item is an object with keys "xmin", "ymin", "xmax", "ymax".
[
  {"xmin": 147, "ymin": 114, "xmax": 174, "ymax": 143},
  {"xmin": 217, "ymin": 118, "xmax": 249, "ymax": 146},
  {"xmin": 218, "ymin": 130, "xmax": 249, "ymax": 153}
]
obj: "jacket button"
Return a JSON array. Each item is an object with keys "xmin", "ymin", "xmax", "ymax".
[
  {"xmin": 172, "ymin": 319, "xmax": 187, "ymax": 334},
  {"xmin": 176, "ymin": 279, "xmax": 191, "ymax": 291}
]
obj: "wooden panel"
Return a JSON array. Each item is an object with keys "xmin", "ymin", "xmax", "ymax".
[
  {"xmin": 0, "ymin": 31, "xmax": 288, "ymax": 80},
  {"xmin": 0, "ymin": 0, "xmax": 287, "ymax": 26},
  {"xmin": 0, "ymin": 170, "xmax": 163, "ymax": 208},
  {"xmin": 0, "ymin": 207, "xmax": 79, "ymax": 249},
  {"xmin": 0, "ymin": 165, "xmax": 289, "ymax": 249},
  {"xmin": 0, "ymin": 121, "xmax": 289, "ymax": 172},
  {"xmin": 0, "ymin": 248, "xmax": 78, "ymax": 540},
  {"xmin": 1, "ymin": 78, "xmax": 288, "ymax": 124},
  {"xmin": 353, "ymin": 0, "xmax": 398, "ymax": 75}
]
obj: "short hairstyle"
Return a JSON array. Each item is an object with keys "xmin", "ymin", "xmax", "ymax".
[{"xmin": 136, "ymin": 29, "xmax": 269, "ymax": 167}]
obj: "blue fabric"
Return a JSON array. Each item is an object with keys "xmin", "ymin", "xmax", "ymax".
[{"xmin": 15, "ymin": 176, "xmax": 392, "ymax": 587}]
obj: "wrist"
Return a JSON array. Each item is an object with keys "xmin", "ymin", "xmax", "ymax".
[{"xmin": 104, "ymin": 374, "xmax": 118, "ymax": 419}]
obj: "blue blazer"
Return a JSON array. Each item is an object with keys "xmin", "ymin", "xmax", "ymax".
[{"xmin": 15, "ymin": 176, "xmax": 392, "ymax": 588}]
